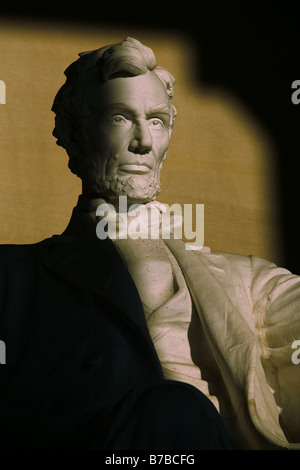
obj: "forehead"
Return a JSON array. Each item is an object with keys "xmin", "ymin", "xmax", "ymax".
[{"xmin": 86, "ymin": 71, "xmax": 170, "ymax": 114}]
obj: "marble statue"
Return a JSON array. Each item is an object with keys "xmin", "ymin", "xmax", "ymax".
[{"xmin": 0, "ymin": 37, "xmax": 299, "ymax": 450}]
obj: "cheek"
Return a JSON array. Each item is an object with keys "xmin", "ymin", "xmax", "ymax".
[
  {"xmin": 152, "ymin": 133, "xmax": 170, "ymax": 160},
  {"xmin": 90, "ymin": 126, "xmax": 130, "ymax": 154}
]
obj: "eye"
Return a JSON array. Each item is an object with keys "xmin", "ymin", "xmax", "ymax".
[
  {"xmin": 148, "ymin": 118, "xmax": 165, "ymax": 130},
  {"xmin": 109, "ymin": 115, "xmax": 131, "ymax": 128}
]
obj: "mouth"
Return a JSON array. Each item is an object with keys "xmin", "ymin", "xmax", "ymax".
[{"xmin": 118, "ymin": 164, "xmax": 151, "ymax": 175}]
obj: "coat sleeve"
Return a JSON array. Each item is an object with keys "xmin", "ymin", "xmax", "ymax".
[{"xmin": 250, "ymin": 255, "xmax": 300, "ymax": 443}]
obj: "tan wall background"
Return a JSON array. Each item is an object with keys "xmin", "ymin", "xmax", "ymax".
[{"xmin": 0, "ymin": 17, "xmax": 283, "ymax": 265}]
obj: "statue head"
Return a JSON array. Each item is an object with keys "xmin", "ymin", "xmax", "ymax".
[{"xmin": 52, "ymin": 37, "xmax": 177, "ymax": 204}]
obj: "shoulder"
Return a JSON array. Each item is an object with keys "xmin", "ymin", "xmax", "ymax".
[
  {"xmin": 210, "ymin": 249, "xmax": 291, "ymax": 279},
  {"xmin": 0, "ymin": 242, "xmax": 38, "ymax": 256},
  {"xmin": 0, "ymin": 241, "xmax": 46, "ymax": 271},
  {"xmin": 190, "ymin": 246, "xmax": 297, "ymax": 303}
]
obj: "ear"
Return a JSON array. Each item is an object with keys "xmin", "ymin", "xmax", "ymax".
[{"xmin": 55, "ymin": 113, "xmax": 81, "ymax": 157}]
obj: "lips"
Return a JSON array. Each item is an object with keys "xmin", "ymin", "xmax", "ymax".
[{"xmin": 118, "ymin": 164, "xmax": 151, "ymax": 174}]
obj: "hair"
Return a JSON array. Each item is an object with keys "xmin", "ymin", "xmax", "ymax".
[{"xmin": 51, "ymin": 37, "xmax": 177, "ymax": 175}]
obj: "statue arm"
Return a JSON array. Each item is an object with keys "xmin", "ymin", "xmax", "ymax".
[{"xmin": 250, "ymin": 255, "xmax": 300, "ymax": 443}]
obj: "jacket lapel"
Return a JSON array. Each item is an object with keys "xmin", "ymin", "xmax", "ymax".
[
  {"xmin": 164, "ymin": 239, "xmax": 252, "ymax": 386},
  {"xmin": 164, "ymin": 238, "xmax": 288, "ymax": 448},
  {"xmin": 36, "ymin": 207, "xmax": 149, "ymax": 335}
]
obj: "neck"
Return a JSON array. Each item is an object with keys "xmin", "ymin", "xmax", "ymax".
[{"xmin": 79, "ymin": 192, "xmax": 157, "ymax": 214}]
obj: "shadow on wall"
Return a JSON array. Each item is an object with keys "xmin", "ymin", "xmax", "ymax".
[{"xmin": 191, "ymin": 3, "xmax": 300, "ymax": 274}]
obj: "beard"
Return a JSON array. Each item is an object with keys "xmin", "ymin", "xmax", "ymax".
[
  {"xmin": 79, "ymin": 150, "xmax": 163, "ymax": 204},
  {"xmin": 103, "ymin": 174, "xmax": 161, "ymax": 204}
]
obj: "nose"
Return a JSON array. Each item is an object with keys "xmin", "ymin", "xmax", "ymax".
[{"xmin": 128, "ymin": 121, "xmax": 152, "ymax": 154}]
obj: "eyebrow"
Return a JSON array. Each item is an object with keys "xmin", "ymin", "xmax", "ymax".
[
  {"xmin": 148, "ymin": 103, "xmax": 171, "ymax": 115},
  {"xmin": 100, "ymin": 102, "xmax": 171, "ymax": 117}
]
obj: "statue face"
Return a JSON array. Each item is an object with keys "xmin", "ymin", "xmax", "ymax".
[{"xmin": 80, "ymin": 70, "xmax": 173, "ymax": 203}]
